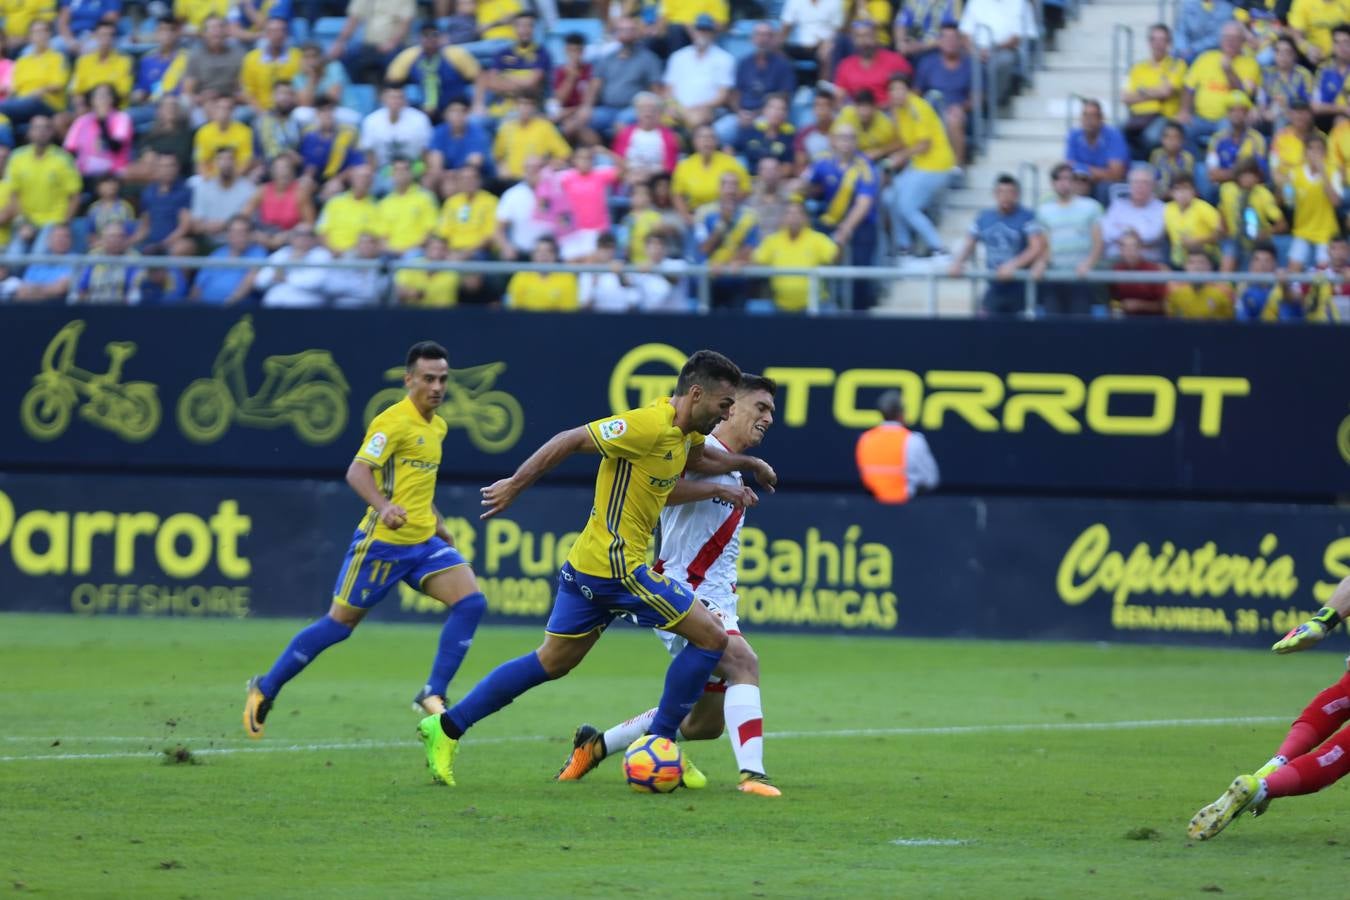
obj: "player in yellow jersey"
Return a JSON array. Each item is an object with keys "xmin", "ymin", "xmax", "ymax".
[
  {"xmin": 417, "ymin": 351, "xmax": 778, "ymax": 787},
  {"xmin": 243, "ymin": 342, "xmax": 489, "ymax": 739}
]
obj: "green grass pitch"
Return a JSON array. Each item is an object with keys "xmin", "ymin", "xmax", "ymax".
[{"xmin": 4, "ymin": 613, "xmax": 1350, "ymax": 897}]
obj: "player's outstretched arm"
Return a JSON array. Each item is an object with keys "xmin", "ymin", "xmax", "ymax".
[
  {"xmin": 1273, "ymin": 575, "xmax": 1350, "ymax": 654},
  {"xmin": 480, "ymin": 426, "xmax": 597, "ymax": 520},
  {"xmin": 347, "ymin": 460, "xmax": 407, "ymax": 529},
  {"xmin": 686, "ymin": 442, "xmax": 777, "ymax": 493},
  {"xmin": 667, "ymin": 479, "xmax": 758, "ymax": 508}
]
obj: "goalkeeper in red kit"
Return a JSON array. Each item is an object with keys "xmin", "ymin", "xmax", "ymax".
[{"xmin": 1188, "ymin": 575, "xmax": 1350, "ymax": 841}]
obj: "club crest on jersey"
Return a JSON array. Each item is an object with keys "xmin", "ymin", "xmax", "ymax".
[
  {"xmin": 664, "ymin": 451, "xmax": 673, "ymax": 460},
  {"xmin": 598, "ymin": 419, "xmax": 627, "ymax": 441},
  {"xmin": 365, "ymin": 432, "xmax": 387, "ymax": 458}
]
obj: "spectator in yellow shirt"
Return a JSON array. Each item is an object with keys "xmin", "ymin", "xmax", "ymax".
[
  {"xmin": 316, "ymin": 165, "xmax": 384, "ymax": 253},
  {"xmin": 506, "ymin": 235, "xmax": 579, "ymax": 310},
  {"xmin": 3, "ymin": 116, "xmax": 81, "ymax": 253},
  {"xmin": 492, "ymin": 93, "xmax": 571, "ymax": 181},
  {"xmin": 175, "ymin": 0, "xmax": 230, "ymax": 31},
  {"xmin": 0, "ymin": 19, "xmax": 69, "ymax": 121},
  {"xmin": 379, "ymin": 158, "xmax": 440, "ymax": 253},
  {"xmin": 1166, "ymin": 249, "xmax": 1234, "ymax": 318},
  {"xmin": 672, "ymin": 124, "xmax": 752, "ymax": 223},
  {"xmin": 395, "ymin": 235, "xmax": 459, "ymax": 306},
  {"xmin": 1163, "ymin": 173, "xmax": 1224, "ymax": 268},
  {"xmin": 3, "ymin": 0, "xmax": 56, "ymax": 43},
  {"xmin": 1218, "ymin": 157, "xmax": 1287, "ymax": 271},
  {"xmin": 751, "ymin": 200, "xmax": 839, "ymax": 312},
  {"xmin": 70, "ymin": 21, "xmax": 132, "ymax": 109},
  {"xmin": 657, "ymin": 0, "xmax": 729, "ymax": 49},
  {"xmin": 1122, "ymin": 24, "xmax": 1189, "ymax": 154},
  {"xmin": 1269, "ymin": 100, "xmax": 1322, "ymax": 180},
  {"xmin": 439, "ymin": 165, "xmax": 498, "ymax": 256},
  {"xmin": 883, "ymin": 72, "xmax": 956, "ymax": 257},
  {"xmin": 476, "ymin": 0, "xmax": 523, "ymax": 42},
  {"xmin": 835, "ymin": 91, "xmax": 899, "ymax": 161},
  {"xmin": 194, "ymin": 95, "xmax": 255, "ymax": 177},
  {"xmin": 1181, "ymin": 22, "xmax": 1259, "ymax": 154},
  {"xmin": 1288, "ymin": 0, "xmax": 1347, "ymax": 63},
  {"xmin": 1275, "ymin": 132, "xmax": 1341, "ymax": 270},
  {"xmin": 240, "ymin": 18, "xmax": 302, "ymax": 111}
]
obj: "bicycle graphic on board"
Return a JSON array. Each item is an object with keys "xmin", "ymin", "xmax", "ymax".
[{"xmin": 20, "ymin": 319, "xmax": 161, "ymax": 442}]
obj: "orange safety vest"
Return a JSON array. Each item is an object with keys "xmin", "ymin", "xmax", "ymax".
[{"xmin": 855, "ymin": 422, "xmax": 910, "ymax": 504}]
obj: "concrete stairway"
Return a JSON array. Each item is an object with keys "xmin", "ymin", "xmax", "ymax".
[{"xmin": 875, "ymin": 0, "xmax": 1162, "ymax": 316}]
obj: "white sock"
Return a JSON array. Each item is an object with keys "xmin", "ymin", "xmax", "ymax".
[
  {"xmin": 603, "ymin": 708, "xmax": 657, "ymax": 756},
  {"xmin": 724, "ymin": 683, "xmax": 765, "ymax": 776}
]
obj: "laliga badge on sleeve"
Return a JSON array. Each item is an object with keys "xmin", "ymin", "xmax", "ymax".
[
  {"xmin": 599, "ymin": 419, "xmax": 627, "ymax": 441},
  {"xmin": 366, "ymin": 432, "xmax": 387, "ymax": 458}
]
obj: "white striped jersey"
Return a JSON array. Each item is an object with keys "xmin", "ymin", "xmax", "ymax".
[{"xmin": 656, "ymin": 434, "xmax": 744, "ymax": 601}]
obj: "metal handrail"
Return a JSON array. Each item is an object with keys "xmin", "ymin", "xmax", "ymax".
[
  {"xmin": 974, "ymin": 24, "xmax": 999, "ymax": 140},
  {"xmin": 16, "ymin": 252, "xmax": 1347, "ymax": 318},
  {"xmin": 1110, "ymin": 24, "xmax": 1135, "ymax": 124},
  {"xmin": 1017, "ymin": 160, "xmax": 1042, "ymax": 206},
  {"xmin": 971, "ymin": 39, "xmax": 986, "ymax": 153}
]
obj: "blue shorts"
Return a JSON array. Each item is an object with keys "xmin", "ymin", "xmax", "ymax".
[
  {"xmin": 545, "ymin": 562, "xmax": 695, "ymax": 638},
  {"xmin": 332, "ymin": 529, "xmax": 467, "ymax": 609}
]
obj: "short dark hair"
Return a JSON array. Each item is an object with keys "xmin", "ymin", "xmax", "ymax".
[
  {"xmin": 877, "ymin": 389, "xmax": 904, "ymax": 421},
  {"xmin": 597, "ymin": 231, "xmax": 618, "ymax": 248},
  {"xmin": 1081, "ymin": 98, "xmax": 1103, "ymax": 116},
  {"xmin": 1171, "ymin": 173, "xmax": 1195, "ymax": 189},
  {"xmin": 565, "ymin": 31, "xmax": 586, "ymax": 45},
  {"xmin": 995, "ymin": 173, "xmax": 1019, "ymax": 189},
  {"xmin": 1276, "ymin": 34, "xmax": 1298, "ymax": 51},
  {"xmin": 1161, "ymin": 119, "xmax": 1184, "ymax": 136},
  {"xmin": 738, "ymin": 373, "xmax": 777, "ymax": 396},
  {"xmin": 1251, "ymin": 241, "xmax": 1277, "ymax": 258},
  {"xmin": 1335, "ymin": 23, "xmax": 1350, "ymax": 39},
  {"xmin": 1234, "ymin": 157, "xmax": 1263, "ymax": 179},
  {"xmin": 853, "ymin": 89, "xmax": 874, "ymax": 105},
  {"xmin": 675, "ymin": 350, "xmax": 742, "ymax": 396},
  {"xmin": 888, "ymin": 71, "xmax": 912, "ymax": 87},
  {"xmin": 1149, "ymin": 22, "xmax": 1170, "ymax": 38},
  {"xmin": 406, "ymin": 341, "xmax": 448, "ymax": 370},
  {"xmin": 1050, "ymin": 162, "xmax": 1075, "ymax": 181},
  {"xmin": 814, "ymin": 87, "xmax": 836, "ymax": 102}
]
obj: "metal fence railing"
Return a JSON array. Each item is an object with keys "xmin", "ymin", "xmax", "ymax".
[
  {"xmin": 11, "ymin": 253, "xmax": 1347, "ymax": 320},
  {"xmin": 1110, "ymin": 24, "xmax": 1135, "ymax": 124}
]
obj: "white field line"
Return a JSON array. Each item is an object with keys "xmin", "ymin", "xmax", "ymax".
[
  {"xmin": 0, "ymin": 715, "xmax": 1288, "ymax": 764},
  {"xmin": 890, "ymin": 839, "xmax": 973, "ymax": 847}
]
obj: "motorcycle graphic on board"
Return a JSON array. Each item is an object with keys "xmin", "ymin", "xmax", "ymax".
[
  {"xmin": 362, "ymin": 362, "xmax": 524, "ymax": 453},
  {"xmin": 177, "ymin": 315, "xmax": 349, "ymax": 445},
  {"xmin": 20, "ymin": 319, "xmax": 161, "ymax": 442}
]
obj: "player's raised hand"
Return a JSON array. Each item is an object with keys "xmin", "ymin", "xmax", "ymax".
[
  {"xmin": 1273, "ymin": 607, "xmax": 1341, "ymax": 654},
  {"xmin": 380, "ymin": 504, "xmax": 408, "ymax": 530},
  {"xmin": 480, "ymin": 477, "xmax": 521, "ymax": 520},
  {"xmin": 749, "ymin": 458, "xmax": 777, "ymax": 493}
]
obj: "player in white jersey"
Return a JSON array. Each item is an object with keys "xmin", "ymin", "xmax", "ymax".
[{"xmin": 555, "ymin": 374, "xmax": 780, "ymax": 796}]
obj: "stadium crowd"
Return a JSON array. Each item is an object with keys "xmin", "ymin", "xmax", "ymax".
[
  {"xmin": 0, "ymin": 0, "xmax": 1015, "ymax": 313},
  {"xmin": 0, "ymin": 0, "xmax": 1342, "ymax": 319},
  {"xmin": 982, "ymin": 4, "xmax": 1350, "ymax": 322}
]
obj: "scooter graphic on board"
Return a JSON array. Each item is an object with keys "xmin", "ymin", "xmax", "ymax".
[
  {"xmin": 362, "ymin": 361, "xmax": 524, "ymax": 453},
  {"xmin": 20, "ymin": 319, "xmax": 161, "ymax": 442},
  {"xmin": 176, "ymin": 315, "xmax": 349, "ymax": 445}
]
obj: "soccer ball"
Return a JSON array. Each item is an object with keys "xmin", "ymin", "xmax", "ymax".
[{"xmin": 623, "ymin": 735, "xmax": 683, "ymax": 793}]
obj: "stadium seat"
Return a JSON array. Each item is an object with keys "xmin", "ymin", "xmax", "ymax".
[
  {"xmin": 343, "ymin": 84, "xmax": 378, "ymax": 117},
  {"xmin": 313, "ymin": 16, "xmax": 347, "ymax": 41},
  {"xmin": 550, "ymin": 17, "xmax": 605, "ymax": 43},
  {"xmin": 720, "ymin": 33, "xmax": 754, "ymax": 60},
  {"xmin": 745, "ymin": 299, "xmax": 779, "ymax": 315}
]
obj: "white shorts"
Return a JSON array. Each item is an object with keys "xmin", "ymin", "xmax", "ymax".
[
  {"xmin": 1288, "ymin": 237, "xmax": 1330, "ymax": 268},
  {"xmin": 656, "ymin": 593, "xmax": 741, "ymax": 660}
]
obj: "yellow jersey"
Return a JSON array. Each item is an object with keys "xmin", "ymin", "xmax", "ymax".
[
  {"xmin": 568, "ymin": 398, "xmax": 706, "ymax": 579},
  {"xmin": 1163, "ymin": 198, "xmax": 1223, "ymax": 267},
  {"xmin": 477, "ymin": 0, "xmax": 523, "ymax": 41},
  {"xmin": 893, "ymin": 93, "xmax": 955, "ymax": 172},
  {"xmin": 317, "ymin": 192, "xmax": 384, "ymax": 252},
  {"xmin": 438, "ymin": 189, "xmax": 498, "ymax": 251},
  {"xmin": 351, "ymin": 397, "xmax": 448, "ymax": 546},
  {"xmin": 193, "ymin": 120, "xmax": 255, "ymax": 175},
  {"xmin": 240, "ymin": 46, "xmax": 303, "ymax": 109},
  {"xmin": 1125, "ymin": 56, "xmax": 1188, "ymax": 117},
  {"xmin": 175, "ymin": 0, "xmax": 230, "ymax": 28},
  {"xmin": 4, "ymin": 145, "xmax": 81, "ymax": 226},
  {"xmin": 3, "ymin": 0, "xmax": 55, "ymax": 40},
  {"xmin": 1327, "ymin": 121, "xmax": 1350, "ymax": 179},
  {"xmin": 395, "ymin": 268, "xmax": 459, "ymax": 307},
  {"xmin": 661, "ymin": 0, "xmax": 729, "ymax": 26},
  {"xmin": 1185, "ymin": 51, "xmax": 1260, "ymax": 120},
  {"xmin": 1166, "ymin": 283, "xmax": 1234, "ymax": 319},
  {"xmin": 0, "ymin": 181, "xmax": 13, "ymax": 247},
  {"xmin": 506, "ymin": 271, "xmax": 579, "ymax": 310},
  {"xmin": 835, "ymin": 105, "xmax": 899, "ymax": 157},
  {"xmin": 1288, "ymin": 0, "xmax": 1350, "ymax": 58},
  {"xmin": 752, "ymin": 227, "xmax": 838, "ymax": 311},
  {"xmin": 71, "ymin": 51, "xmax": 134, "ymax": 101},
  {"xmin": 378, "ymin": 187, "xmax": 440, "ymax": 253},
  {"xmin": 492, "ymin": 117, "xmax": 571, "ymax": 180},
  {"xmin": 1269, "ymin": 126, "xmax": 1324, "ymax": 178},
  {"xmin": 672, "ymin": 152, "xmax": 751, "ymax": 210},
  {"xmin": 1217, "ymin": 181, "xmax": 1284, "ymax": 235},
  {"xmin": 1288, "ymin": 165, "xmax": 1340, "ymax": 243},
  {"xmin": 12, "ymin": 49, "xmax": 69, "ymax": 111}
]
